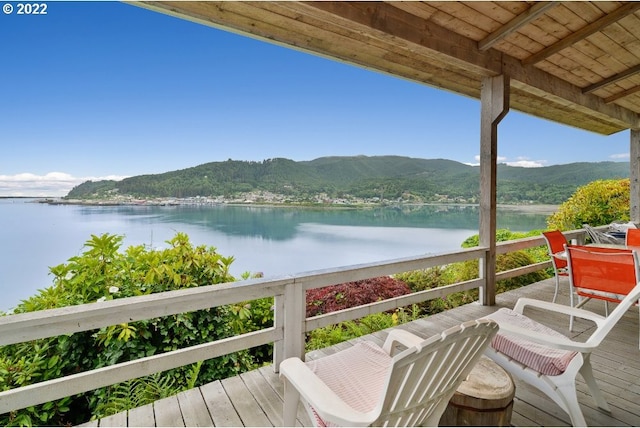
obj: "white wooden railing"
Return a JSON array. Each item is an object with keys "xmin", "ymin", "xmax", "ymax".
[{"xmin": 0, "ymin": 228, "xmax": 587, "ymax": 414}]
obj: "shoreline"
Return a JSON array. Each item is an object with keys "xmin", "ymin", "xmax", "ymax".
[
  {"xmin": 27, "ymin": 197, "xmax": 559, "ymax": 215},
  {"xmin": 496, "ymin": 204, "xmax": 558, "ymax": 214}
]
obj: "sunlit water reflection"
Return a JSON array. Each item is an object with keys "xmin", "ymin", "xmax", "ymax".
[{"xmin": 0, "ymin": 199, "xmax": 551, "ymax": 311}]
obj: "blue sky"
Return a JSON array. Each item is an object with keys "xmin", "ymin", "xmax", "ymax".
[{"xmin": 1, "ymin": 2, "xmax": 631, "ymax": 197}]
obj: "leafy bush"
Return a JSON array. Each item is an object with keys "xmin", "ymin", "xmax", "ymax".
[
  {"xmin": 306, "ymin": 277, "xmax": 412, "ymax": 317},
  {"xmin": 547, "ymin": 179, "xmax": 630, "ymax": 230},
  {"xmin": 450, "ymin": 252, "xmax": 548, "ymax": 293},
  {"xmin": 0, "ymin": 233, "xmax": 271, "ymax": 426},
  {"xmin": 0, "ymin": 339, "xmax": 72, "ymax": 426},
  {"xmin": 393, "ymin": 266, "xmax": 449, "ymax": 292},
  {"xmin": 93, "ymin": 364, "xmax": 202, "ymax": 420},
  {"xmin": 396, "ymin": 229, "xmax": 550, "ymax": 315},
  {"xmin": 306, "ymin": 305, "xmax": 421, "ymax": 351}
]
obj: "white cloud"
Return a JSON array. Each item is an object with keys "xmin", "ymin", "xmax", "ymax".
[
  {"xmin": 463, "ymin": 155, "xmax": 481, "ymax": 167},
  {"xmin": 465, "ymin": 155, "xmax": 545, "ymax": 168},
  {"xmin": 471, "ymin": 155, "xmax": 508, "ymax": 163},
  {"xmin": 0, "ymin": 172, "xmax": 128, "ymax": 197},
  {"xmin": 610, "ymin": 153, "xmax": 630, "ymax": 160},
  {"xmin": 505, "ymin": 159, "xmax": 546, "ymax": 168}
]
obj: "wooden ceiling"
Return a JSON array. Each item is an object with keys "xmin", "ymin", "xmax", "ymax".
[{"xmin": 135, "ymin": 1, "xmax": 640, "ymax": 135}]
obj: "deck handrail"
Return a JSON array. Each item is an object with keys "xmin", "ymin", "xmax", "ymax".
[{"xmin": 0, "ymin": 229, "xmax": 586, "ymax": 415}]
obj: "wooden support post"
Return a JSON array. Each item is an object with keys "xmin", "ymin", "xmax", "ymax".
[
  {"xmin": 479, "ymin": 75, "xmax": 509, "ymax": 306},
  {"xmin": 631, "ymin": 129, "xmax": 640, "ymax": 224}
]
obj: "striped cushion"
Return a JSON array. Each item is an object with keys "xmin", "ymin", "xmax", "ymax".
[
  {"xmin": 487, "ymin": 308, "xmax": 577, "ymax": 376},
  {"xmin": 305, "ymin": 341, "xmax": 391, "ymax": 426}
]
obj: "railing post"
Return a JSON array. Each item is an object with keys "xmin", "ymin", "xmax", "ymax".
[
  {"xmin": 272, "ymin": 291, "xmax": 285, "ymax": 371},
  {"xmin": 479, "ymin": 251, "xmax": 487, "ymax": 302},
  {"xmin": 273, "ymin": 280, "xmax": 305, "ymax": 372}
]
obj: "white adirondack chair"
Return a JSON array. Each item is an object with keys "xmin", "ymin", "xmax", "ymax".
[
  {"xmin": 279, "ymin": 319, "xmax": 499, "ymax": 427},
  {"xmin": 485, "ymin": 281, "xmax": 640, "ymax": 427}
]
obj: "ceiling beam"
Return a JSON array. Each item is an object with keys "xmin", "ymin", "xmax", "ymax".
[
  {"xmin": 523, "ymin": 2, "xmax": 640, "ymax": 66},
  {"xmin": 583, "ymin": 63, "xmax": 640, "ymax": 94},
  {"xmin": 478, "ymin": 2, "xmax": 558, "ymax": 51},
  {"xmin": 304, "ymin": 1, "xmax": 502, "ymax": 74},
  {"xmin": 605, "ymin": 85, "xmax": 640, "ymax": 104}
]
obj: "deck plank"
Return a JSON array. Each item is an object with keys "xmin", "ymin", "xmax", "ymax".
[
  {"xmin": 511, "ymin": 395, "xmax": 569, "ymax": 427},
  {"xmin": 127, "ymin": 403, "xmax": 155, "ymax": 427},
  {"xmin": 97, "ymin": 410, "xmax": 127, "ymax": 427},
  {"xmin": 153, "ymin": 395, "xmax": 184, "ymax": 427},
  {"xmin": 200, "ymin": 380, "xmax": 244, "ymax": 427},
  {"xmin": 239, "ymin": 369, "xmax": 283, "ymax": 426},
  {"xmin": 511, "ymin": 379, "xmax": 573, "ymax": 425},
  {"xmin": 221, "ymin": 375, "xmax": 272, "ymax": 427},
  {"xmin": 176, "ymin": 388, "xmax": 213, "ymax": 427}
]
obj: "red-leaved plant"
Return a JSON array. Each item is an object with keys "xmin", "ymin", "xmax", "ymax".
[{"xmin": 306, "ymin": 276, "xmax": 411, "ymax": 317}]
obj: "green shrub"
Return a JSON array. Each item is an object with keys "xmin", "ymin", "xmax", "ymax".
[
  {"xmin": 306, "ymin": 305, "xmax": 421, "ymax": 351},
  {"xmin": 393, "ymin": 266, "xmax": 449, "ymax": 292},
  {"xmin": 396, "ymin": 229, "xmax": 550, "ymax": 316},
  {"xmin": 0, "ymin": 233, "xmax": 272, "ymax": 426},
  {"xmin": 547, "ymin": 179, "xmax": 630, "ymax": 230}
]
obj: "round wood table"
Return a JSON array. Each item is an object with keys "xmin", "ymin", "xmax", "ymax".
[{"xmin": 439, "ymin": 356, "xmax": 515, "ymax": 427}]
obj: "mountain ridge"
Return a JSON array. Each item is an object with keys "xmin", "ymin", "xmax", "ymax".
[{"xmin": 66, "ymin": 156, "xmax": 630, "ymax": 205}]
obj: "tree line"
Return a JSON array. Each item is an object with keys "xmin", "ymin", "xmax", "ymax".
[{"xmin": 66, "ymin": 156, "xmax": 630, "ymax": 205}]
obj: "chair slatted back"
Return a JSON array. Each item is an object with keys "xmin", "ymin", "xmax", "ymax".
[
  {"xmin": 542, "ymin": 230, "xmax": 568, "ymax": 270},
  {"xmin": 583, "ymin": 224, "xmax": 622, "ymax": 245},
  {"xmin": 376, "ymin": 319, "xmax": 499, "ymax": 427},
  {"xmin": 566, "ymin": 245, "xmax": 639, "ymax": 300},
  {"xmin": 626, "ymin": 228, "xmax": 640, "ymax": 246}
]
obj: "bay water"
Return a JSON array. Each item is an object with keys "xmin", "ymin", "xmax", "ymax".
[{"xmin": 0, "ymin": 198, "xmax": 552, "ymax": 311}]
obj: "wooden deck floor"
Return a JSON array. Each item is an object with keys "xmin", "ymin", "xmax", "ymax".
[{"xmin": 81, "ymin": 278, "xmax": 640, "ymax": 427}]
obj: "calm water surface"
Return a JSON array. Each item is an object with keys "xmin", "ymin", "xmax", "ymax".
[{"xmin": 0, "ymin": 198, "xmax": 552, "ymax": 311}]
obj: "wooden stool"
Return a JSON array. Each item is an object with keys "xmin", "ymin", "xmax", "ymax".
[{"xmin": 439, "ymin": 356, "xmax": 515, "ymax": 426}]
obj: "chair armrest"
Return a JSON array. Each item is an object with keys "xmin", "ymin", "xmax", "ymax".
[
  {"xmin": 279, "ymin": 357, "xmax": 374, "ymax": 426},
  {"xmin": 494, "ymin": 323, "xmax": 596, "ymax": 353},
  {"xmin": 513, "ymin": 298, "xmax": 606, "ymax": 325},
  {"xmin": 382, "ymin": 328, "xmax": 424, "ymax": 355}
]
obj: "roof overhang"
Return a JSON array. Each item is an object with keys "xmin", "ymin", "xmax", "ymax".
[{"xmin": 132, "ymin": 1, "xmax": 640, "ymax": 135}]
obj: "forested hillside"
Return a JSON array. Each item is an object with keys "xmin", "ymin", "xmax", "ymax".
[{"xmin": 66, "ymin": 156, "xmax": 629, "ymax": 205}]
